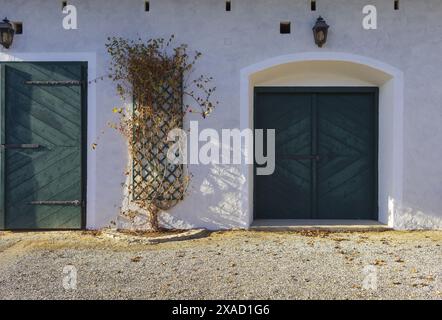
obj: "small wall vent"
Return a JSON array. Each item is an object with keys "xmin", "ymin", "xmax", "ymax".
[
  {"xmin": 226, "ymin": 1, "xmax": 231, "ymax": 12},
  {"xmin": 280, "ymin": 22, "xmax": 291, "ymax": 34},
  {"xmin": 13, "ymin": 22, "xmax": 23, "ymax": 35}
]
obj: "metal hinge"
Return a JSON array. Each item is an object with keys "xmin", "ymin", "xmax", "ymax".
[
  {"xmin": 28, "ymin": 200, "xmax": 82, "ymax": 206},
  {"xmin": 0, "ymin": 144, "xmax": 40, "ymax": 149},
  {"xmin": 278, "ymin": 154, "xmax": 321, "ymax": 161}
]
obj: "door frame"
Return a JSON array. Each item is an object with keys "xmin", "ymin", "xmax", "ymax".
[
  {"xmin": 0, "ymin": 61, "xmax": 88, "ymax": 230},
  {"xmin": 241, "ymin": 53, "xmax": 404, "ymax": 228},
  {"xmin": 253, "ymin": 86, "xmax": 379, "ymax": 220}
]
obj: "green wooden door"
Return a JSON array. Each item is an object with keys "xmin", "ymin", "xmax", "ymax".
[
  {"xmin": 0, "ymin": 62, "xmax": 87, "ymax": 230},
  {"xmin": 254, "ymin": 92, "xmax": 313, "ymax": 219},
  {"xmin": 254, "ymin": 87, "xmax": 378, "ymax": 220}
]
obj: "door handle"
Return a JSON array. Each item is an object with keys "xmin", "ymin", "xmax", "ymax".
[
  {"xmin": 278, "ymin": 154, "xmax": 320, "ymax": 161},
  {"xmin": 0, "ymin": 144, "xmax": 40, "ymax": 149}
]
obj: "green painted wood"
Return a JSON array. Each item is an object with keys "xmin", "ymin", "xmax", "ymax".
[
  {"xmin": 311, "ymin": 93, "xmax": 318, "ymax": 219},
  {"xmin": 254, "ymin": 91, "xmax": 312, "ymax": 219},
  {"xmin": 254, "ymin": 87, "xmax": 378, "ymax": 220},
  {"xmin": 317, "ymin": 92, "xmax": 377, "ymax": 219},
  {"xmin": 0, "ymin": 66, "xmax": 5, "ymax": 229},
  {"xmin": 1, "ymin": 62, "xmax": 86, "ymax": 230},
  {"xmin": 80, "ymin": 64, "xmax": 88, "ymax": 229}
]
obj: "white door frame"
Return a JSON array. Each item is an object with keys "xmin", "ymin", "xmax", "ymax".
[{"xmin": 240, "ymin": 52, "xmax": 404, "ymax": 228}]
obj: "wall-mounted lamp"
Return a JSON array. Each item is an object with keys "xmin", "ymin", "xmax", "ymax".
[
  {"xmin": 312, "ymin": 16, "xmax": 329, "ymax": 48},
  {"xmin": 0, "ymin": 18, "xmax": 15, "ymax": 49}
]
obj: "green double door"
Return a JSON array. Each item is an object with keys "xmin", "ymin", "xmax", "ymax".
[
  {"xmin": 0, "ymin": 62, "xmax": 86, "ymax": 230},
  {"xmin": 254, "ymin": 87, "xmax": 378, "ymax": 220}
]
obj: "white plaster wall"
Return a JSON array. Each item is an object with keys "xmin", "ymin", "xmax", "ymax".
[{"xmin": 0, "ymin": 0, "xmax": 441, "ymax": 229}]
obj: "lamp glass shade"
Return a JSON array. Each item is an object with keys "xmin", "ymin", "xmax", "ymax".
[
  {"xmin": 0, "ymin": 18, "xmax": 15, "ymax": 49},
  {"xmin": 312, "ymin": 16, "xmax": 329, "ymax": 48}
]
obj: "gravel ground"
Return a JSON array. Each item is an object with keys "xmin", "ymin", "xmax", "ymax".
[{"xmin": 0, "ymin": 230, "xmax": 441, "ymax": 300}]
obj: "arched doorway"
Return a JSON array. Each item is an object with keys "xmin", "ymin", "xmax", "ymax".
[{"xmin": 240, "ymin": 53, "xmax": 404, "ymax": 227}]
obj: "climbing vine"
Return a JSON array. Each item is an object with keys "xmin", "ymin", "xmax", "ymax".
[{"xmin": 106, "ymin": 35, "xmax": 218, "ymax": 230}]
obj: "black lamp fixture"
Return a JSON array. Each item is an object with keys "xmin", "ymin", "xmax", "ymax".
[
  {"xmin": 312, "ymin": 16, "xmax": 329, "ymax": 48},
  {"xmin": 0, "ymin": 18, "xmax": 15, "ymax": 49}
]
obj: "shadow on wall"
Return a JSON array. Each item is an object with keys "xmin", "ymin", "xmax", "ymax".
[
  {"xmin": 394, "ymin": 202, "xmax": 442, "ymax": 230},
  {"xmin": 161, "ymin": 163, "xmax": 248, "ymax": 230}
]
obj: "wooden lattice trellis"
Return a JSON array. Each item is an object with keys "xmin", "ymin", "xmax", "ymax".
[{"xmin": 132, "ymin": 79, "xmax": 185, "ymax": 209}]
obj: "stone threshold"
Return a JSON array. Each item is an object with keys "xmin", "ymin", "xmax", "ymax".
[{"xmin": 250, "ymin": 219, "xmax": 392, "ymax": 232}]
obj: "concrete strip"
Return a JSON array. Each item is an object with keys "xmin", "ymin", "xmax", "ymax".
[
  {"xmin": 250, "ymin": 219, "xmax": 392, "ymax": 232},
  {"xmin": 250, "ymin": 226, "xmax": 392, "ymax": 232}
]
